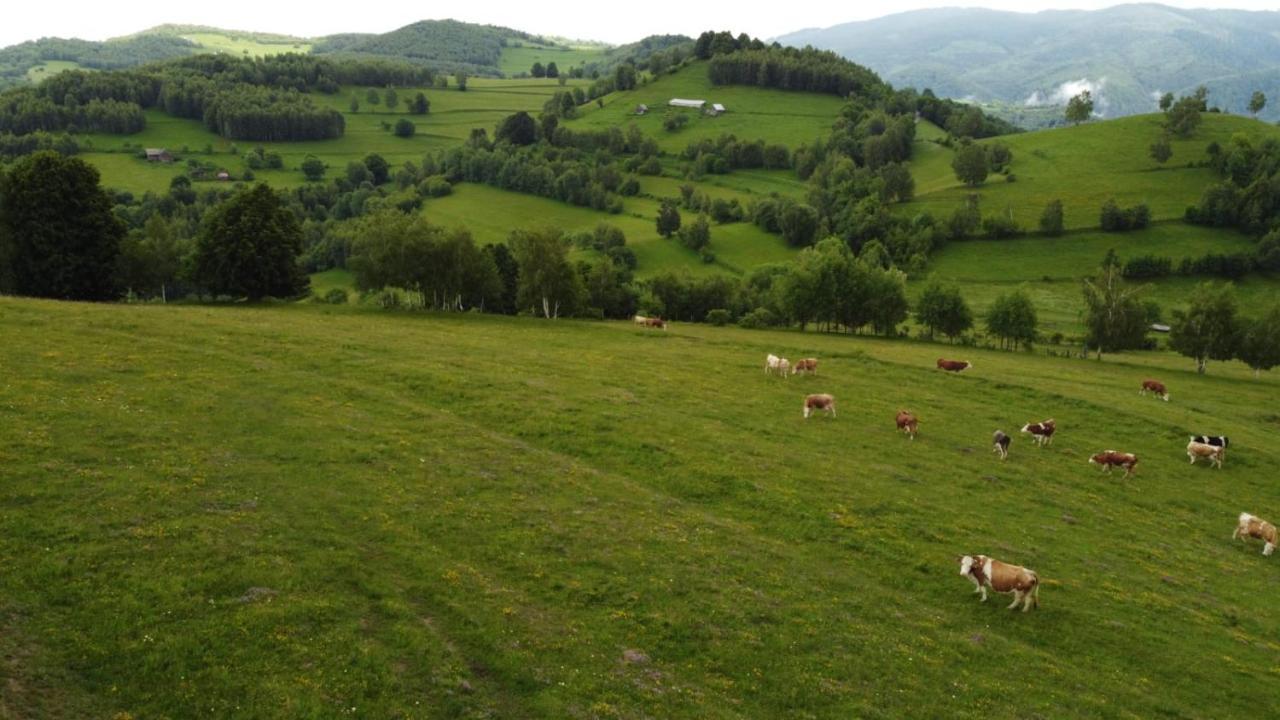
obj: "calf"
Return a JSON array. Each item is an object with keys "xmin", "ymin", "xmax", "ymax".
[
  {"xmin": 1191, "ymin": 435, "xmax": 1229, "ymax": 449},
  {"xmin": 765, "ymin": 354, "xmax": 791, "ymax": 377},
  {"xmin": 992, "ymin": 430, "xmax": 1011, "ymax": 460},
  {"xmin": 1140, "ymin": 379, "xmax": 1169, "ymax": 401},
  {"xmin": 1089, "ymin": 450, "xmax": 1139, "ymax": 478},
  {"xmin": 792, "ymin": 358, "xmax": 818, "ymax": 375},
  {"xmin": 1234, "ymin": 512, "xmax": 1277, "ymax": 556},
  {"xmin": 803, "ymin": 393, "xmax": 836, "ymax": 419},
  {"xmin": 1187, "ymin": 440, "xmax": 1225, "ymax": 469},
  {"xmin": 958, "ymin": 555, "xmax": 1040, "ymax": 612},
  {"xmin": 1020, "ymin": 419, "xmax": 1056, "ymax": 447},
  {"xmin": 937, "ymin": 358, "xmax": 971, "ymax": 373},
  {"xmin": 895, "ymin": 410, "xmax": 918, "ymax": 440}
]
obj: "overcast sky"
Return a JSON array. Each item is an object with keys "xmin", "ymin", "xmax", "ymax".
[{"xmin": 4, "ymin": 1, "xmax": 1278, "ymax": 48}]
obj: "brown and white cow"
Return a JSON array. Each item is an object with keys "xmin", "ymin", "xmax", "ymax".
[
  {"xmin": 937, "ymin": 358, "xmax": 971, "ymax": 373},
  {"xmin": 645, "ymin": 316, "xmax": 667, "ymax": 330},
  {"xmin": 958, "ymin": 555, "xmax": 1040, "ymax": 611},
  {"xmin": 1020, "ymin": 419, "xmax": 1056, "ymax": 447},
  {"xmin": 1140, "ymin": 379, "xmax": 1169, "ymax": 401},
  {"xmin": 792, "ymin": 358, "xmax": 818, "ymax": 375},
  {"xmin": 895, "ymin": 410, "xmax": 918, "ymax": 440},
  {"xmin": 1187, "ymin": 440, "xmax": 1225, "ymax": 469},
  {"xmin": 1234, "ymin": 512, "xmax": 1277, "ymax": 556},
  {"xmin": 1089, "ymin": 450, "xmax": 1139, "ymax": 478},
  {"xmin": 992, "ymin": 430, "xmax": 1011, "ymax": 460},
  {"xmin": 765, "ymin": 354, "xmax": 791, "ymax": 377},
  {"xmin": 803, "ymin": 394, "xmax": 836, "ymax": 419}
]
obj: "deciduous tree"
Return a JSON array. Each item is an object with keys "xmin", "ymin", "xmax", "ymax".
[
  {"xmin": 1065, "ymin": 91, "xmax": 1093, "ymax": 124},
  {"xmin": 1169, "ymin": 282, "xmax": 1240, "ymax": 374},
  {"xmin": 192, "ymin": 184, "xmax": 308, "ymax": 300}
]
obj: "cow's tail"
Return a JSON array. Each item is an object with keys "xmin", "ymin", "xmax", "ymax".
[{"xmin": 1030, "ymin": 573, "xmax": 1041, "ymax": 608}]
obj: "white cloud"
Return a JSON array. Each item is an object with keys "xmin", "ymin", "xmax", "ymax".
[{"xmin": 1024, "ymin": 77, "xmax": 1109, "ymax": 115}]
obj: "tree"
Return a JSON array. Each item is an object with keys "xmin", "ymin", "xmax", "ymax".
[
  {"xmin": 1237, "ymin": 302, "xmax": 1280, "ymax": 378},
  {"xmin": 1080, "ymin": 261, "xmax": 1150, "ymax": 359},
  {"xmin": 301, "ymin": 155, "xmax": 326, "ymax": 181},
  {"xmin": 363, "ymin": 153, "xmax": 389, "ymax": 184},
  {"xmin": 115, "ymin": 214, "xmax": 183, "ymax": 302},
  {"xmin": 509, "ymin": 227, "xmax": 582, "ymax": 318},
  {"xmin": 366, "ymin": 88, "xmax": 380, "ymax": 106},
  {"xmin": 0, "ymin": 151, "xmax": 124, "ymax": 300},
  {"xmin": 1149, "ymin": 134, "xmax": 1173, "ymax": 165},
  {"xmin": 495, "ymin": 111, "xmax": 538, "ymax": 146},
  {"xmin": 1039, "ymin": 199, "xmax": 1064, "ymax": 236},
  {"xmin": 1158, "ymin": 92, "xmax": 1174, "ymax": 111},
  {"xmin": 384, "ymin": 87, "xmax": 399, "ymax": 111},
  {"xmin": 455, "ymin": 72, "xmax": 468, "ymax": 91},
  {"xmin": 614, "ymin": 63, "xmax": 637, "ymax": 91},
  {"xmin": 409, "ymin": 92, "xmax": 430, "ymax": 115},
  {"xmin": 1169, "ymin": 282, "xmax": 1240, "ymax": 374},
  {"xmin": 349, "ymin": 95, "xmax": 360, "ymax": 113},
  {"xmin": 951, "ymin": 143, "xmax": 989, "ymax": 186},
  {"xmin": 394, "ymin": 119, "xmax": 415, "ymax": 138},
  {"xmin": 531, "ymin": 62, "xmax": 546, "ymax": 78},
  {"xmin": 656, "ymin": 200, "xmax": 682, "ymax": 238},
  {"xmin": 778, "ymin": 202, "xmax": 819, "ymax": 247},
  {"xmin": 985, "ymin": 289, "xmax": 1038, "ymax": 350},
  {"xmin": 678, "ymin": 214, "xmax": 711, "ymax": 251},
  {"xmin": 546, "ymin": 62, "xmax": 559, "ymax": 78},
  {"xmin": 1165, "ymin": 94, "xmax": 1203, "ymax": 137},
  {"xmin": 1065, "ymin": 91, "xmax": 1093, "ymax": 124},
  {"xmin": 915, "ymin": 281, "xmax": 973, "ymax": 342},
  {"xmin": 1249, "ymin": 91, "xmax": 1266, "ymax": 117},
  {"xmin": 192, "ymin": 184, "xmax": 308, "ymax": 300},
  {"xmin": 346, "ymin": 160, "xmax": 371, "ymax": 185}
]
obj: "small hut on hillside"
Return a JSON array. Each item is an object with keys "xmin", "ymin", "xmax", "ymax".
[
  {"xmin": 145, "ymin": 148, "xmax": 174, "ymax": 163},
  {"xmin": 668, "ymin": 98, "xmax": 706, "ymax": 110}
]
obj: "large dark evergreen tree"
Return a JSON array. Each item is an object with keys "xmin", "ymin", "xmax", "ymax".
[
  {"xmin": 0, "ymin": 150, "xmax": 124, "ymax": 300},
  {"xmin": 192, "ymin": 184, "xmax": 308, "ymax": 300}
]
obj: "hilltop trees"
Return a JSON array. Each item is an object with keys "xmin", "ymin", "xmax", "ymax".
[
  {"xmin": 915, "ymin": 281, "xmax": 973, "ymax": 341},
  {"xmin": 1169, "ymin": 282, "xmax": 1239, "ymax": 374},
  {"xmin": 952, "ymin": 143, "xmax": 989, "ymax": 186},
  {"xmin": 192, "ymin": 184, "xmax": 308, "ymax": 300},
  {"xmin": 1249, "ymin": 91, "xmax": 1266, "ymax": 117},
  {"xmin": 0, "ymin": 151, "xmax": 124, "ymax": 300},
  {"xmin": 1065, "ymin": 91, "xmax": 1093, "ymax": 124},
  {"xmin": 985, "ymin": 289, "xmax": 1038, "ymax": 350},
  {"xmin": 1165, "ymin": 88, "xmax": 1206, "ymax": 137},
  {"xmin": 1158, "ymin": 92, "xmax": 1174, "ymax": 111}
]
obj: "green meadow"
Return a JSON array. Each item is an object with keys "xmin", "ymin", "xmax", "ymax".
[
  {"xmin": 3, "ymin": 297, "xmax": 1278, "ymax": 718},
  {"xmin": 497, "ymin": 43, "xmax": 610, "ymax": 76},
  {"xmin": 182, "ymin": 32, "xmax": 312, "ymax": 57},
  {"xmin": 902, "ymin": 113, "xmax": 1280, "ymax": 230},
  {"xmin": 24, "ymin": 59, "xmax": 82, "ymax": 82}
]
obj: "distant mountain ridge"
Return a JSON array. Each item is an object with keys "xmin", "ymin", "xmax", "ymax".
[{"xmin": 776, "ymin": 3, "xmax": 1280, "ymax": 123}]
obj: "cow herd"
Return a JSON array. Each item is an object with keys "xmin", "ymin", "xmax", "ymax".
[{"xmin": 757, "ymin": 349, "xmax": 1274, "ymax": 612}]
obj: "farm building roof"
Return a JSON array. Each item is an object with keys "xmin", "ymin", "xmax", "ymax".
[{"xmin": 669, "ymin": 98, "xmax": 706, "ymax": 108}]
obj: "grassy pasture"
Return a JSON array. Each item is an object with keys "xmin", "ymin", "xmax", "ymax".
[
  {"xmin": 2, "ymin": 297, "xmax": 1278, "ymax": 718},
  {"xmin": 182, "ymin": 32, "xmax": 311, "ymax": 57},
  {"xmin": 902, "ymin": 113, "xmax": 1280, "ymax": 230},
  {"xmin": 24, "ymin": 60, "xmax": 82, "ymax": 83},
  {"xmin": 566, "ymin": 61, "xmax": 845, "ymax": 153},
  {"xmin": 498, "ymin": 44, "xmax": 610, "ymax": 77}
]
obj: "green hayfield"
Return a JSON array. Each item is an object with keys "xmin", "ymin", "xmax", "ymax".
[
  {"xmin": 182, "ymin": 32, "xmax": 311, "ymax": 57},
  {"xmin": 566, "ymin": 62, "xmax": 846, "ymax": 153},
  {"xmin": 921, "ymin": 222, "xmax": 1272, "ymax": 335},
  {"xmin": 24, "ymin": 60, "xmax": 82, "ymax": 82},
  {"xmin": 3, "ymin": 297, "xmax": 1279, "ymax": 718},
  {"xmin": 498, "ymin": 44, "xmax": 610, "ymax": 76},
  {"xmin": 421, "ymin": 183, "xmax": 793, "ymax": 278},
  {"xmin": 901, "ymin": 113, "xmax": 1280, "ymax": 230}
]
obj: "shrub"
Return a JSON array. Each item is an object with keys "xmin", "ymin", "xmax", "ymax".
[
  {"xmin": 419, "ymin": 176, "xmax": 452, "ymax": 197},
  {"xmin": 982, "ymin": 214, "xmax": 1023, "ymax": 239},
  {"xmin": 737, "ymin": 307, "xmax": 778, "ymax": 329},
  {"xmin": 705, "ymin": 308, "xmax": 732, "ymax": 326},
  {"xmin": 1122, "ymin": 255, "xmax": 1172, "ymax": 279},
  {"xmin": 1100, "ymin": 200, "xmax": 1152, "ymax": 232},
  {"xmin": 318, "ymin": 288, "xmax": 349, "ymax": 304}
]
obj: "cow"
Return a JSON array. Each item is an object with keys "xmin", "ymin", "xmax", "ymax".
[
  {"xmin": 1187, "ymin": 440, "xmax": 1225, "ymax": 469},
  {"xmin": 992, "ymin": 430, "xmax": 1011, "ymax": 460},
  {"xmin": 644, "ymin": 317, "xmax": 667, "ymax": 330},
  {"xmin": 937, "ymin": 358, "xmax": 971, "ymax": 373},
  {"xmin": 1020, "ymin": 419, "xmax": 1056, "ymax": 447},
  {"xmin": 1089, "ymin": 450, "xmax": 1139, "ymax": 478},
  {"xmin": 765, "ymin": 354, "xmax": 792, "ymax": 377},
  {"xmin": 1191, "ymin": 435, "xmax": 1229, "ymax": 449},
  {"xmin": 1234, "ymin": 512, "xmax": 1277, "ymax": 556},
  {"xmin": 803, "ymin": 394, "xmax": 836, "ymax": 419},
  {"xmin": 895, "ymin": 410, "xmax": 918, "ymax": 440},
  {"xmin": 792, "ymin": 358, "xmax": 819, "ymax": 375},
  {"xmin": 958, "ymin": 555, "xmax": 1040, "ymax": 612},
  {"xmin": 1140, "ymin": 379, "xmax": 1169, "ymax": 401},
  {"xmin": 633, "ymin": 315, "xmax": 648, "ymax": 326}
]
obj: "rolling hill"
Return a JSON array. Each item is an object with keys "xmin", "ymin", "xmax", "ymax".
[
  {"xmin": 777, "ymin": 4, "xmax": 1280, "ymax": 125},
  {"xmin": 3, "ymin": 296, "xmax": 1278, "ymax": 717}
]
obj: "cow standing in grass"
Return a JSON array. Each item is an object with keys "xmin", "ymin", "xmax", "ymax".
[
  {"xmin": 792, "ymin": 358, "xmax": 818, "ymax": 375},
  {"xmin": 937, "ymin": 358, "xmax": 971, "ymax": 373},
  {"xmin": 958, "ymin": 555, "xmax": 1041, "ymax": 612},
  {"xmin": 1089, "ymin": 450, "xmax": 1138, "ymax": 478},
  {"xmin": 803, "ymin": 394, "xmax": 835, "ymax": 419},
  {"xmin": 1187, "ymin": 440, "xmax": 1225, "ymax": 468},
  {"xmin": 992, "ymin": 430, "xmax": 1011, "ymax": 460},
  {"xmin": 1021, "ymin": 419, "xmax": 1056, "ymax": 447},
  {"xmin": 1234, "ymin": 513, "xmax": 1277, "ymax": 556},
  {"xmin": 896, "ymin": 410, "xmax": 918, "ymax": 440},
  {"xmin": 765, "ymin": 354, "xmax": 791, "ymax": 377},
  {"xmin": 1140, "ymin": 379, "xmax": 1169, "ymax": 401}
]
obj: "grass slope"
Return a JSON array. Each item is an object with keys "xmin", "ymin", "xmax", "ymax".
[
  {"xmin": 2, "ymin": 298, "xmax": 1278, "ymax": 717},
  {"xmin": 902, "ymin": 113, "xmax": 1280, "ymax": 230},
  {"xmin": 182, "ymin": 32, "xmax": 311, "ymax": 57},
  {"xmin": 498, "ymin": 43, "xmax": 610, "ymax": 77},
  {"xmin": 567, "ymin": 61, "xmax": 846, "ymax": 153}
]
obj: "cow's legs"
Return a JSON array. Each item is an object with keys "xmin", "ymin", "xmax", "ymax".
[
  {"xmin": 1022, "ymin": 592, "xmax": 1034, "ymax": 612},
  {"xmin": 979, "ymin": 586, "xmax": 988, "ymax": 602},
  {"xmin": 1265, "ymin": 542, "xmax": 1275, "ymax": 556},
  {"xmin": 1007, "ymin": 591, "xmax": 1022, "ymax": 610}
]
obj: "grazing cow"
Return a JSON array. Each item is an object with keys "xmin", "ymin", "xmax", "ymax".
[
  {"xmin": 1020, "ymin": 419, "xmax": 1056, "ymax": 447},
  {"xmin": 792, "ymin": 358, "xmax": 819, "ymax": 375},
  {"xmin": 1140, "ymin": 379, "xmax": 1169, "ymax": 401},
  {"xmin": 765, "ymin": 354, "xmax": 792, "ymax": 377},
  {"xmin": 1234, "ymin": 512, "xmax": 1277, "ymax": 556},
  {"xmin": 958, "ymin": 555, "xmax": 1040, "ymax": 612},
  {"xmin": 1191, "ymin": 435, "xmax": 1229, "ymax": 449},
  {"xmin": 937, "ymin": 358, "xmax": 971, "ymax": 373},
  {"xmin": 644, "ymin": 316, "xmax": 667, "ymax": 330},
  {"xmin": 633, "ymin": 315, "xmax": 648, "ymax": 326},
  {"xmin": 1187, "ymin": 440, "xmax": 1225, "ymax": 469},
  {"xmin": 1089, "ymin": 450, "xmax": 1139, "ymax": 478},
  {"xmin": 992, "ymin": 430, "xmax": 1011, "ymax": 460},
  {"xmin": 803, "ymin": 394, "xmax": 836, "ymax": 419},
  {"xmin": 895, "ymin": 410, "xmax": 919, "ymax": 439}
]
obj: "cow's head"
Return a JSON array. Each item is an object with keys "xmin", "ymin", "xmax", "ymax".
[{"xmin": 958, "ymin": 555, "xmax": 975, "ymax": 576}]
